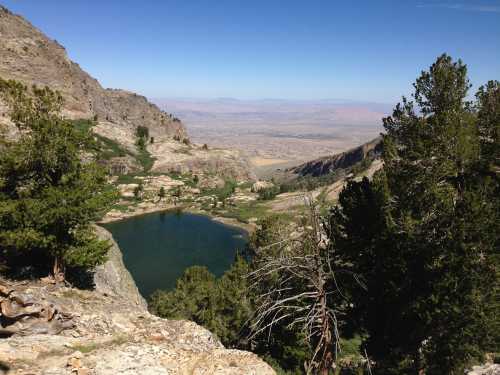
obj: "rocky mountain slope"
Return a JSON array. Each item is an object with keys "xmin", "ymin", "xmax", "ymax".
[
  {"xmin": 268, "ymin": 159, "xmax": 384, "ymax": 212},
  {"xmin": 0, "ymin": 6, "xmax": 185, "ymax": 141},
  {"xmin": 0, "ymin": 5, "xmax": 253, "ymax": 181},
  {"xmin": 0, "ymin": 227, "xmax": 274, "ymax": 375},
  {"xmin": 288, "ymin": 136, "xmax": 383, "ymax": 177}
]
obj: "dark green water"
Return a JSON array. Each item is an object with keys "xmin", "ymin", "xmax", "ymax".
[{"xmin": 101, "ymin": 211, "xmax": 248, "ymax": 298}]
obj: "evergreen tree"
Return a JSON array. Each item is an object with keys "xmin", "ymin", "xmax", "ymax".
[
  {"xmin": 0, "ymin": 79, "xmax": 117, "ymax": 280},
  {"xmin": 212, "ymin": 256, "xmax": 253, "ymax": 347},
  {"xmin": 172, "ymin": 186, "xmax": 182, "ymax": 205},
  {"xmin": 330, "ymin": 55, "xmax": 499, "ymax": 374},
  {"xmin": 133, "ymin": 182, "xmax": 144, "ymax": 200},
  {"xmin": 158, "ymin": 186, "xmax": 166, "ymax": 201},
  {"xmin": 135, "ymin": 125, "xmax": 149, "ymax": 140},
  {"xmin": 476, "ymin": 80, "xmax": 500, "ymax": 171},
  {"xmin": 150, "ymin": 266, "xmax": 218, "ymax": 324},
  {"xmin": 250, "ymin": 203, "xmax": 345, "ymax": 374},
  {"xmin": 149, "ymin": 259, "xmax": 253, "ymax": 348}
]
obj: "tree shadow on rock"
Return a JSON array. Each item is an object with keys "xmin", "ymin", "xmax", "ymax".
[
  {"xmin": 66, "ymin": 266, "xmax": 95, "ymax": 290},
  {"xmin": 0, "ymin": 361, "xmax": 10, "ymax": 374}
]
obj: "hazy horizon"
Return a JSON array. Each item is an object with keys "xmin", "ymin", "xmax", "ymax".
[
  {"xmin": 150, "ymin": 96, "xmax": 393, "ymax": 104},
  {"xmin": 152, "ymin": 96, "xmax": 386, "ymax": 164}
]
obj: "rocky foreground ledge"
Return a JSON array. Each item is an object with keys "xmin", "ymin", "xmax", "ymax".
[{"xmin": 0, "ymin": 228, "xmax": 274, "ymax": 375}]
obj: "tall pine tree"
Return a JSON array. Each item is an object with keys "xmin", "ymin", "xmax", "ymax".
[{"xmin": 330, "ymin": 55, "xmax": 499, "ymax": 374}]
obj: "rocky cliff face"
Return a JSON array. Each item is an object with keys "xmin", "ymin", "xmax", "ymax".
[
  {"xmin": 149, "ymin": 140, "xmax": 255, "ymax": 180},
  {"xmin": 0, "ymin": 227, "xmax": 274, "ymax": 375},
  {"xmin": 289, "ymin": 136, "xmax": 383, "ymax": 177},
  {"xmin": 0, "ymin": 5, "xmax": 186, "ymax": 142},
  {"xmin": 92, "ymin": 226, "xmax": 147, "ymax": 310}
]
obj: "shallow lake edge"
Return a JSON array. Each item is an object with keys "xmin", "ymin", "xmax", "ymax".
[{"xmin": 98, "ymin": 204, "xmax": 256, "ymax": 234}]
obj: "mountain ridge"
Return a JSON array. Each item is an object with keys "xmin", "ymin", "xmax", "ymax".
[
  {"xmin": 288, "ymin": 136, "xmax": 383, "ymax": 177},
  {"xmin": 0, "ymin": 5, "xmax": 186, "ymax": 143},
  {"xmin": 0, "ymin": 5, "xmax": 254, "ymax": 180}
]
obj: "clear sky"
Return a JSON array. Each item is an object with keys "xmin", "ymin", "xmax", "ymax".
[{"xmin": 2, "ymin": 0, "xmax": 499, "ymax": 103}]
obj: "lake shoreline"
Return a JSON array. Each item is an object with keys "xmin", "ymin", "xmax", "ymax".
[{"xmin": 99, "ymin": 203, "xmax": 256, "ymax": 234}]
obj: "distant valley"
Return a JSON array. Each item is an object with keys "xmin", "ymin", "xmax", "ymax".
[{"xmin": 153, "ymin": 98, "xmax": 389, "ymax": 173}]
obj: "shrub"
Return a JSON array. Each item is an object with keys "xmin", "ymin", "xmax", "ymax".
[
  {"xmin": 257, "ymin": 186, "xmax": 280, "ymax": 200},
  {"xmin": 135, "ymin": 126, "xmax": 149, "ymax": 139},
  {"xmin": 133, "ymin": 182, "xmax": 144, "ymax": 199}
]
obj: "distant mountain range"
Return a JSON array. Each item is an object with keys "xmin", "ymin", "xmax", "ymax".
[
  {"xmin": 0, "ymin": 3, "xmax": 389, "ymax": 179},
  {"xmin": 153, "ymin": 97, "xmax": 391, "ymax": 128}
]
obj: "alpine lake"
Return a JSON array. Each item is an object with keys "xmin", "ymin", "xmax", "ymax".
[{"xmin": 102, "ymin": 211, "xmax": 248, "ymax": 298}]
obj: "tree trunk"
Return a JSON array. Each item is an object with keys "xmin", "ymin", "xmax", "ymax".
[
  {"xmin": 414, "ymin": 351, "xmax": 424, "ymax": 375},
  {"xmin": 319, "ymin": 351, "xmax": 333, "ymax": 375},
  {"xmin": 53, "ymin": 256, "xmax": 65, "ymax": 283}
]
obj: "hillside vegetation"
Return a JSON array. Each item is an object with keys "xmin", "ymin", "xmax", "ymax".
[{"xmin": 0, "ymin": 78, "xmax": 118, "ymax": 281}]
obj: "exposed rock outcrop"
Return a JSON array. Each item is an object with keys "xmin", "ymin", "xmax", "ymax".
[
  {"xmin": 251, "ymin": 180, "xmax": 274, "ymax": 193},
  {"xmin": 149, "ymin": 140, "xmax": 256, "ymax": 181},
  {"xmin": 93, "ymin": 226, "xmax": 147, "ymax": 310},
  {"xmin": 289, "ymin": 136, "xmax": 383, "ymax": 177},
  {"xmin": 0, "ymin": 227, "xmax": 274, "ymax": 374},
  {"xmin": 468, "ymin": 364, "xmax": 500, "ymax": 375}
]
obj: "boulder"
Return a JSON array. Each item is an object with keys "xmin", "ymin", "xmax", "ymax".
[{"xmin": 251, "ymin": 180, "xmax": 274, "ymax": 193}]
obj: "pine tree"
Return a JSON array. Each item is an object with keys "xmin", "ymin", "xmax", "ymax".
[
  {"xmin": 0, "ymin": 79, "xmax": 117, "ymax": 281},
  {"xmin": 133, "ymin": 182, "xmax": 144, "ymax": 200},
  {"xmin": 330, "ymin": 55, "xmax": 499, "ymax": 374},
  {"xmin": 150, "ymin": 258, "xmax": 253, "ymax": 348},
  {"xmin": 213, "ymin": 255, "xmax": 253, "ymax": 347},
  {"xmin": 476, "ymin": 80, "xmax": 500, "ymax": 171},
  {"xmin": 149, "ymin": 266, "xmax": 218, "ymax": 323},
  {"xmin": 158, "ymin": 186, "xmax": 166, "ymax": 201}
]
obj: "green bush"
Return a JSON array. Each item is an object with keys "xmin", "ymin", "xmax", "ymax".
[
  {"xmin": 135, "ymin": 125, "xmax": 149, "ymax": 139},
  {"xmin": 202, "ymin": 180, "xmax": 237, "ymax": 202},
  {"xmin": 150, "ymin": 257, "xmax": 253, "ymax": 348},
  {"xmin": 135, "ymin": 148, "xmax": 156, "ymax": 172},
  {"xmin": 257, "ymin": 186, "xmax": 280, "ymax": 200}
]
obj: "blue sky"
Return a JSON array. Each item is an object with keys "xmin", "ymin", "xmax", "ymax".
[{"xmin": 2, "ymin": 0, "xmax": 499, "ymax": 103}]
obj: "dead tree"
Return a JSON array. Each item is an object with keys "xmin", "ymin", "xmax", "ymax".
[
  {"xmin": 249, "ymin": 197, "xmax": 354, "ymax": 374},
  {"xmin": 0, "ymin": 280, "xmax": 74, "ymax": 337}
]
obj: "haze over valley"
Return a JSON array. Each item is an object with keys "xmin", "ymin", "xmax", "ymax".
[{"xmin": 154, "ymin": 98, "xmax": 388, "ymax": 170}]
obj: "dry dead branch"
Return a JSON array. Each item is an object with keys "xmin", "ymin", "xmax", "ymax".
[
  {"xmin": 249, "ymin": 197, "xmax": 354, "ymax": 374},
  {"xmin": 0, "ymin": 279, "xmax": 73, "ymax": 336}
]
